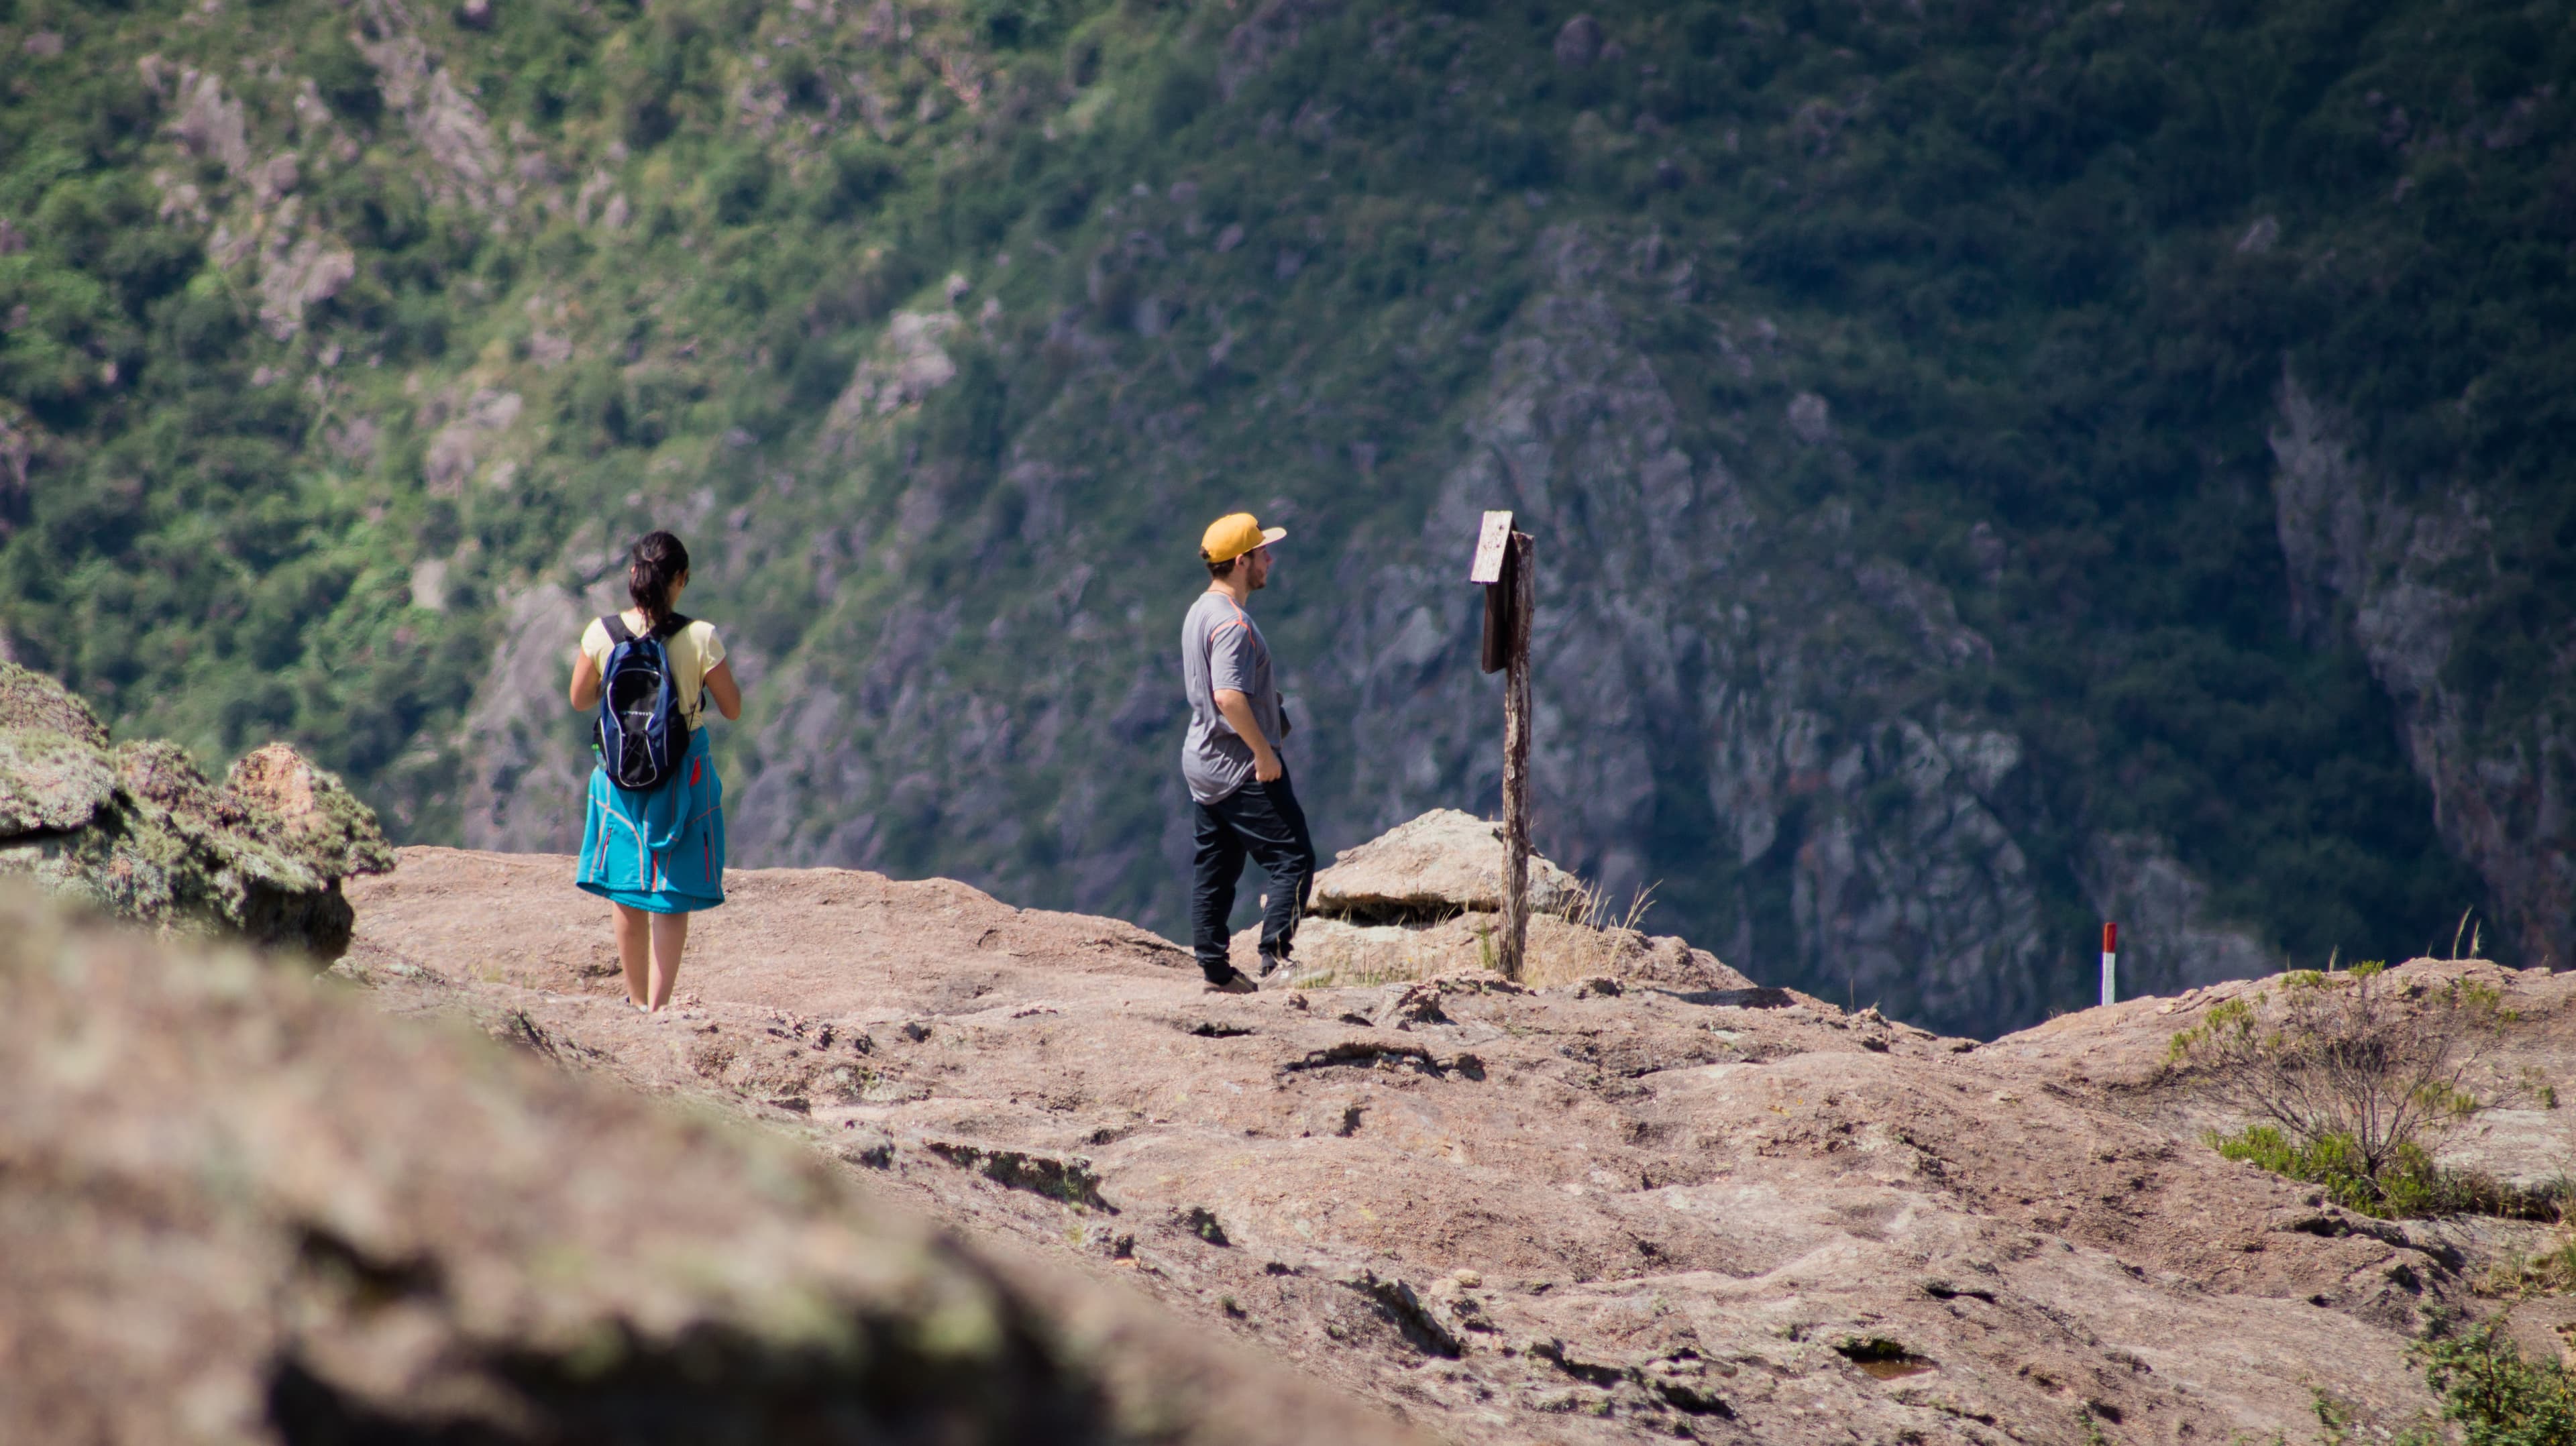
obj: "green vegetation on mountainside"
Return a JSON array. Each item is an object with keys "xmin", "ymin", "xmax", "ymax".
[{"xmin": 1, "ymin": 0, "xmax": 2563, "ymax": 1018}]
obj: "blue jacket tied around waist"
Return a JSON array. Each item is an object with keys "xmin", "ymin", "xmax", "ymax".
[{"xmin": 578, "ymin": 729, "xmax": 726, "ymax": 913}]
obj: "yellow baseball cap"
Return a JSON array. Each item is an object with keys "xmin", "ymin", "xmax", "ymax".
[{"xmin": 1200, "ymin": 512, "xmax": 1287, "ymax": 564}]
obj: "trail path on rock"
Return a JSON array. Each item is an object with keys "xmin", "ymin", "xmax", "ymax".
[{"xmin": 347, "ymin": 849, "xmax": 2533, "ymax": 1444}]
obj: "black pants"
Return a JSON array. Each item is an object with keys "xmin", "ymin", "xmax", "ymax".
[{"xmin": 1190, "ymin": 774, "xmax": 1318, "ymax": 981}]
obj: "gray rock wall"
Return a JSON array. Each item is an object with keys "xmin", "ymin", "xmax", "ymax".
[{"xmin": 2270, "ymin": 372, "xmax": 2573, "ymax": 970}]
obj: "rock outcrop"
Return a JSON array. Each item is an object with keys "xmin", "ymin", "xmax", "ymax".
[
  {"xmin": 1309, "ymin": 808, "xmax": 1582, "ymax": 920},
  {"xmin": 0, "ymin": 665, "xmax": 391, "ymax": 958},
  {"xmin": 1258, "ymin": 810, "xmax": 1752, "ymax": 990},
  {"xmin": 0, "ymin": 889, "xmax": 1417, "ymax": 1445}
]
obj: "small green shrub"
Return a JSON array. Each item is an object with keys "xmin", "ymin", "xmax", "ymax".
[
  {"xmin": 2171, "ymin": 968, "xmax": 2510, "ymax": 1216},
  {"xmin": 1147, "ymin": 62, "xmax": 1214, "ymax": 134},
  {"xmin": 2414, "ymin": 1320, "xmax": 2576, "ymax": 1446},
  {"xmin": 709, "ymin": 149, "xmax": 773, "ymax": 225},
  {"xmin": 2207, "ymin": 1123, "xmax": 2506, "ymax": 1220}
]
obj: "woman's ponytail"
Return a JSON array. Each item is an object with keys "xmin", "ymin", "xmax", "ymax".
[{"xmin": 629, "ymin": 531, "xmax": 690, "ymax": 632}]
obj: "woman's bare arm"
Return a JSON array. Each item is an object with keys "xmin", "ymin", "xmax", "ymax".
[
  {"xmin": 570, "ymin": 649, "xmax": 602, "ymax": 710},
  {"xmin": 703, "ymin": 659, "xmax": 743, "ymax": 721}
]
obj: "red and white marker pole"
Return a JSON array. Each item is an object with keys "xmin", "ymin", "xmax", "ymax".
[{"xmin": 2100, "ymin": 922, "xmax": 2118, "ymax": 1009}]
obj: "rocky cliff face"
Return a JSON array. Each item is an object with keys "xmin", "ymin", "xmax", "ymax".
[
  {"xmin": 1318, "ymin": 227, "xmax": 2070, "ymax": 1028},
  {"xmin": 2271, "ymin": 373, "xmax": 2573, "ymax": 969}
]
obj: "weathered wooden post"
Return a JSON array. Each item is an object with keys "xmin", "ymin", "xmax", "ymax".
[{"xmin": 1472, "ymin": 511, "xmax": 1535, "ymax": 981}]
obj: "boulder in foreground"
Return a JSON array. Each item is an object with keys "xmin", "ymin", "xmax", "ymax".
[
  {"xmin": 0, "ymin": 889, "xmax": 1421, "ymax": 1445},
  {"xmin": 0, "ymin": 664, "xmax": 392, "ymax": 958}
]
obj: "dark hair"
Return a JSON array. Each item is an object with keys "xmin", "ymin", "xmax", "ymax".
[
  {"xmin": 629, "ymin": 531, "xmax": 690, "ymax": 631},
  {"xmin": 1204, "ymin": 552, "xmax": 1241, "ymax": 579}
]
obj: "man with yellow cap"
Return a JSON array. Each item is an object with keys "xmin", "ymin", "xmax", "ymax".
[{"xmin": 1180, "ymin": 512, "xmax": 1315, "ymax": 993}]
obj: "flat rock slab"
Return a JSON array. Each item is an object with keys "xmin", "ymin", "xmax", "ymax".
[{"xmin": 340, "ymin": 848, "xmax": 2489, "ymax": 1446}]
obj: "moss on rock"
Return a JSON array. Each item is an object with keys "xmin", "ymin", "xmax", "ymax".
[
  {"xmin": 0, "ymin": 663, "xmax": 109, "ymax": 749},
  {"xmin": 227, "ymin": 743, "xmax": 398, "ymax": 879},
  {"xmin": 0, "ymin": 669, "xmax": 392, "ymax": 960},
  {"xmin": 0, "ymin": 727, "xmax": 115, "ymax": 834}
]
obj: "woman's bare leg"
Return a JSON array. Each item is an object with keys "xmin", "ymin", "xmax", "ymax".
[
  {"xmin": 613, "ymin": 903, "xmax": 651, "ymax": 1007},
  {"xmin": 648, "ymin": 911, "xmax": 690, "ymax": 1011}
]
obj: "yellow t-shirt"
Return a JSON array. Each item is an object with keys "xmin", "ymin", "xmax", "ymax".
[{"xmin": 581, "ymin": 614, "xmax": 727, "ymax": 728}]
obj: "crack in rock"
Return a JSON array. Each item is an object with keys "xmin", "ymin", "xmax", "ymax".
[{"xmin": 922, "ymin": 1141, "xmax": 1114, "ymax": 1212}]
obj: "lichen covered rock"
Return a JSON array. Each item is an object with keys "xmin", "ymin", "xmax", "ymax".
[
  {"xmin": 228, "ymin": 742, "xmax": 398, "ymax": 879},
  {"xmin": 0, "ymin": 661, "xmax": 110, "ymax": 747},
  {"xmin": 0, "ymin": 725, "xmax": 115, "ymax": 834},
  {"xmin": 0, "ymin": 668, "xmax": 392, "ymax": 959}
]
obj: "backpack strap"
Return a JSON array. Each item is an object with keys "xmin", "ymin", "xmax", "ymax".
[{"xmin": 602, "ymin": 612, "xmax": 693, "ymax": 644}]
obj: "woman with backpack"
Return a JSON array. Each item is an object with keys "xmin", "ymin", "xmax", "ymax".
[{"xmin": 568, "ymin": 531, "xmax": 743, "ymax": 1014}]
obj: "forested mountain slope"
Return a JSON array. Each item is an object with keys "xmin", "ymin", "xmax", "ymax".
[{"xmin": 3, "ymin": 0, "xmax": 2568, "ymax": 1034}]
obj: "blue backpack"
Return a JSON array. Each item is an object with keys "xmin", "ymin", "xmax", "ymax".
[{"xmin": 594, "ymin": 612, "xmax": 694, "ymax": 791}]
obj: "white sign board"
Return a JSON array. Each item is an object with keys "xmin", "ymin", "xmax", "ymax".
[{"xmin": 1468, "ymin": 510, "xmax": 1515, "ymax": 584}]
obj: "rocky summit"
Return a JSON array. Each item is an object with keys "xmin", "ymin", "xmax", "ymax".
[{"xmin": 309, "ymin": 845, "xmax": 2576, "ymax": 1446}]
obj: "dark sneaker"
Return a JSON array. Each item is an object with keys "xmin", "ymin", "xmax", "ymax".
[
  {"xmin": 1203, "ymin": 968, "xmax": 1258, "ymax": 995},
  {"xmin": 1257, "ymin": 950, "xmax": 1294, "ymax": 981}
]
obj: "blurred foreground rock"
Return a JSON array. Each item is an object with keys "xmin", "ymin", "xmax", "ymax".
[
  {"xmin": 0, "ymin": 890, "xmax": 1421, "ymax": 1445},
  {"xmin": 0, "ymin": 664, "xmax": 391, "ymax": 958}
]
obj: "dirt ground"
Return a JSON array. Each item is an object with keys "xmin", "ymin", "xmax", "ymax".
[{"xmin": 339, "ymin": 848, "xmax": 2575, "ymax": 1445}]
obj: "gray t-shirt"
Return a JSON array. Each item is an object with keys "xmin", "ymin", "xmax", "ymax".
[{"xmin": 1180, "ymin": 591, "xmax": 1285, "ymax": 805}]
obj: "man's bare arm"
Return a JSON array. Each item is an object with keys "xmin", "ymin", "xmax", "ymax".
[{"xmin": 1213, "ymin": 688, "xmax": 1283, "ymax": 782}]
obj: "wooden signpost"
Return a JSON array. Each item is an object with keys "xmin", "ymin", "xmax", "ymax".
[{"xmin": 1472, "ymin": 510, "xmax": 1535, "ymax": 981}]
